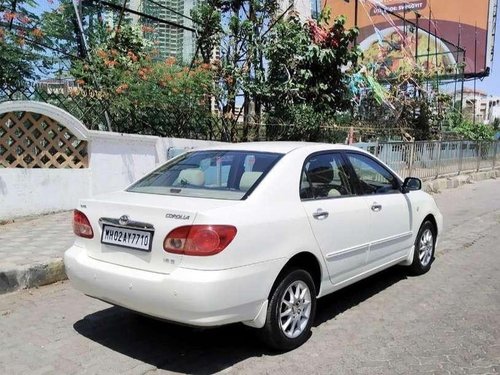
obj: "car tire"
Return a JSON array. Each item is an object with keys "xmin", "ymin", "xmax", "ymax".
[
  {"xmin": 409, "ymin": 221, "xmax": 436, "ymax": 275},
  {"xmin": 260, "ymin": 268, "xmax": 317, "ymax": 351}
]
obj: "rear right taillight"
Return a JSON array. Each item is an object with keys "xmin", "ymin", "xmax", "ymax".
[
  {"xmin": 164, "ymin": 225, "xmax": 237, "ymax": 256},
  {"xmin": 73, "ymin": 209, "xmax": 94, "ymax": 239}
]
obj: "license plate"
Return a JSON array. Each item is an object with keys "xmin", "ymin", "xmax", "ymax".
[{"xmin": 101, "ymin": 225, "xmax": 153, "ymax": 252}]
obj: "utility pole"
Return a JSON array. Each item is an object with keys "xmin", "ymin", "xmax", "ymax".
[
  {"xmin": 72, "ymin": 0, "xmax": 89, "ymax": 58},
  {"xmin": 473, "ymin": 24, "xmax": 478, "ymax": 124},
  {"xmin": 415, "ymin": 12, "xmax": 420, "ymax": 65},
  {"xmin": 354, "ymin": 0, "xmax": 359, "ymax": 46},
  {"xmin": 453, "ymin": 21, "xmax": 462, "ymax": 111},
  {"xmin": 426, "ymin": 8, "xmax": 431, "ymax": 93},
  {"xmin": 415, "ymin": 12, "xmax": 421, "ymax": 98}
]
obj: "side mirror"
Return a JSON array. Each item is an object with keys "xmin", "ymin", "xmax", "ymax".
[{"xmin": 402, "ymin": 177, "xmax": 422, "ymax": 193}]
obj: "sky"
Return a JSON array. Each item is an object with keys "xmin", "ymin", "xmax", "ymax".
[{"xmin": 474, "ymin": 16, "xmax": 500, "ymax": 96}]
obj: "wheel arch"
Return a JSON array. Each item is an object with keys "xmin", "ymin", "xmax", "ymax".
[
  {"xmin": 422, "ymin": 213, "xmax": 438, "ymax": 236},
  {"xmin": 269, "ymin": 251, "xmax": 323, "ymax": 298}
]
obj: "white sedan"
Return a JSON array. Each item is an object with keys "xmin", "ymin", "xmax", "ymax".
[{"xmin": 65, "ymin": 142, "xmax": 443, "ymax": 351}]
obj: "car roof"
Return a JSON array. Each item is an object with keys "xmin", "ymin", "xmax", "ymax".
[{"xmin": 198, "ymin": 141, "xmax": 362, "ymax": 154}]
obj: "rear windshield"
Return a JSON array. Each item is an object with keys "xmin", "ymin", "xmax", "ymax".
[{"xmin": 127, "ymin": 150, "xmax": 282, "ymax": 200}]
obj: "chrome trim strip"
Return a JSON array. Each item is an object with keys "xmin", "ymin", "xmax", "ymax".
[
  {"xmin": 99, "ymin": 217, "xmax": 155, "ymax": 231},
  {"xmin": 326, "ymin": 243, "xmax": 369, "ymax": 260},
  {"xmin": 325, "ymin": 231, "xmax": 412, "ymax": 260},
  {"xmin": 370, "ymin": 231, "xmax": 413, "ymax": 248}
]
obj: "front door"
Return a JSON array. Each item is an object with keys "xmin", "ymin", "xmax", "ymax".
[
  {"xmin": 345, "ymin": 152, "xmax": 413, "ymax": 267},
  {"xmin": 301, "ymin": 152, "xmax": 371, "ymax": 285}
]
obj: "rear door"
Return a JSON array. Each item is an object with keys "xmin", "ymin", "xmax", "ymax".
[
  {"xmin": 345, "ymin": 152, "xmax": 413, "ymax": 267},
  {"xmin": 301, "ymin": 152, "xmax": 371, "ymax": 285}
]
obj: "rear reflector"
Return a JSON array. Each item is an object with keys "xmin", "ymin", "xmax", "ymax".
[
  {"xmin": 73, "ymin": 209, "xmax": 94, "ymax": 239},
  {"xmin": 164, "ymin": 225, "xmax": 237, "ymax": 256}
]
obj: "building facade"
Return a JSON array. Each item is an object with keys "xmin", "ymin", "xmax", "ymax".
[
  {"xmin": 462, "ymin": 88, "xmax": 500, "ymax": 124},
  {"xmin": 135, "ymin": 0, "xmax": 318, "ymax": 62},
  {"xmin": 141, "ymin": 0, "xmax": 197, "ymax": 63},
  {"xmin": 279, "ymin": 0, "xmax": 317, "ymax": 21}
]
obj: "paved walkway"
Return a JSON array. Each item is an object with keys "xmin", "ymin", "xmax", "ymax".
[{"xmin": 0, "ymin": 211, "xmax": 73, "ymax": 293}]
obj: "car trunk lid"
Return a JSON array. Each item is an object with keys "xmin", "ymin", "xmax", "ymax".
[{"xmin": 78, "ymin": 191, "xmax": 239, "ymax": 274}]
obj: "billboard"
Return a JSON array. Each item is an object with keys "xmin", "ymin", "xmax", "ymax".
[{"xmin": 324, "ymin": 0, "xmax": 497, "ymax": 78}]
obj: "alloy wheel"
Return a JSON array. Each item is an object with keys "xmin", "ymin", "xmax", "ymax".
[
  {"xmin": 419, "ymin": 228, "xmax": 434, "ymax": 267},
  {"xmin": 278, "ymin": 280, "xmax": 312, "ymax": 339}
]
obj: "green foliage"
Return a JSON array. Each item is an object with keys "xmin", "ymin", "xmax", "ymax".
[
  {"xmin": 40, "ymin": 0, "xmax": 126, "ymax": 58},
  {"xmin": 191, "ymin": 1, "xmax": 222, "ymax": 64},
  {"xmin": 70, "ymin": 24, "xmax": 215, "ymax": 135},
  {"xmin": 0, "ymin": 33, "xmax": 36, "ymax": 85},
  {"xmin": 71, "ymin": 24, "xmax": 154, "ymax": 88},
  {"xmin": 352, "ymin": 66, "xmax": 460, "ymax": 141},
  {"xmin": 265, "ymin": 14, "xmax": 360, "ymax": 116},
  {"xmin": 0, "ymin": 0, "xmax": 50, "ymax": 85},
  {"xmin": 191, "ymin": 0, "xmax": 281, "ymax": 141},
  {"xmin": 450, "ymin": 119, "xmax": 495, "ymax": 141},
  {"xmin": 264, "ymin": 103, "xmax": 345, "ymax": 142},
  {"xmin": 492, "ymin": 117, "xmax": 500, "ymax": 132}
]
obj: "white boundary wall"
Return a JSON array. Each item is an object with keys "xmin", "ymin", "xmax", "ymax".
[{"xmin": 0, "ymin": 101, "xmax": 224, "ymax": 220}]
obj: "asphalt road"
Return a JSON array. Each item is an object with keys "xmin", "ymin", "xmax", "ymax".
[{"xmin": 1, "ymin": 179, "xmax": 499, "ymax": 375}]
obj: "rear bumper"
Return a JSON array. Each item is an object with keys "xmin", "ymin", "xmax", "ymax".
[{"xmin": 64, "ymin": 245, "xmax": 284, "ymax": 327}]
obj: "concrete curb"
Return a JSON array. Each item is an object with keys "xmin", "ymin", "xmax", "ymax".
[
  {"xmin": 423, "ymin": 169, "xmax": 499, "ymax": 194},
  {"xmin": 0, "ymin": 259, "xmax": 66, "ymax": 295},
  {"xmin": 0, "ymin": 168, "xmax": 497, "ymax": 295}
]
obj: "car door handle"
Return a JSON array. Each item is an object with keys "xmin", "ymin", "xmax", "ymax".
[
  {"xmin": 313, "ymin": 209, "xmax": 329, "ymax": 220},
  {"xmin": 371, "ymin": 203, "xmax": 382, "ymax": 212}
]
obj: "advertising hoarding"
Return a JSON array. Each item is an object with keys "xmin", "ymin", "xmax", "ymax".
[{"xmin": 324, "ymin": 0, "xmax": 497, "ymax": 78}]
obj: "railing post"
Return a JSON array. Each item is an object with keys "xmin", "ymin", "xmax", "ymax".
[
  {"xmin": 435, "ymin": 141, "xmax": 442, "ymax": 179},
  {"xmin": 476, "ymin": 142, "xmax": 481, "ymax": 172},
  {"xmin": 408, "ymin": 141, "xmax": 415, "ymax": 177},
  {"xmin": 458, "ymin": 140, "xmax": 464, "ymax": 175},
  {"xmin": 493, "ymin": 140, "xmax": 498, "ymax": 170}
]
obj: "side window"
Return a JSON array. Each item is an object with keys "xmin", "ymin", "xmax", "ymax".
[
  {"xmin": 300, "ymin": 153, "xmax": 354, "ymax": 200},
  {"xmin": 346, "ymin": 153, "xmax": 399, "ymax": 195}
]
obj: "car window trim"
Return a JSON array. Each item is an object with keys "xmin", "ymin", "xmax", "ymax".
[
  {"xmin": 342, "ymin": 150, "xmax": 403, "ymax": 197},
  {"xmin": 241, "ymin": 153, "xmax": 284, "ymax": 200},
  {"xmin": 299, "ymin": 150, "xmax": 357, "ymax": 201},
  {"xmin": 127, "ymin": 150, "xmax": 284, "ymax": 201}
]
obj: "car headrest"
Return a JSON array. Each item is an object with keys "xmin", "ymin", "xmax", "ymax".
[
  {"xmin": 239, "ymin": 171, "xmax": 263, "ymax": 191},
  {"xmin": 176, "ymin": 168, "xmax": 205, "ymax": 186},
  {"xmin": 328, "ymin": 188, "xmax": 341, "ymax": 197}
]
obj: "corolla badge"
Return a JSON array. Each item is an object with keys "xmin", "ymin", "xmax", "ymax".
[
  {"xmin": 119, "ymin": 215, "xmax": 130, "ymax": 225},
  {"xmin": 165, "ymin": 213, "xmax": 191, "ymax": 220}
]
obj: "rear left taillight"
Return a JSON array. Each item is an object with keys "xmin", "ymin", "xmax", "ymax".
[
  {"xmin": 73, "ymin": 209, "xmax": 94, "ymax": 239},
  {"xmin": 164, "ymin": 225, "xmax": 237, "ymax": 256}
]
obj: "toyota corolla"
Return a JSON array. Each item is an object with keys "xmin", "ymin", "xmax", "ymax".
[{"xmin": 65, "ymin": 142, "xmax": 443, "ymax": 351}]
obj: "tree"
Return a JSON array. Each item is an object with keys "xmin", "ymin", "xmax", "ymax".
[
  {"xmin": 450, "ymin": 120, "xmax": 495, "ymax": 141},
  {"xmin": 70, "ymin": 23, "xmax": 215, "ymax": 135},
  {"xmin": 192, "ymin": 0, "xmax": 280, "ymax": 141},
  {"xmin": 0, "ymin": 0, "xmax": 50, "ymax": 87},
  {"xmin": 192, "ymin": 3, "xmax": 360, "ymax": 141},
  {"xmin": 264, "ymin": 13, "xmax": 360, "ymax": 141},
  {"xmin": 492, "ymin": 117, "xmax": 499, "ymax": 133}
]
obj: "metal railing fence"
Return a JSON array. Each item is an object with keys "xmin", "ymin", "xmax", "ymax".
[{"xmin": 355, "ymin": 140, "xmax": 500, "ymax": 180}]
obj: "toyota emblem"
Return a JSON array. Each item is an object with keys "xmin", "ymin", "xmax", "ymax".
[{"xmin": 119, "ymin": 215, "xmax": 130, "ymax": 225}]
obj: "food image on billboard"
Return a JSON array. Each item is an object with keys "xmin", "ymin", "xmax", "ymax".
[
  {"xmin": 360, "ymin": 27, "xmax": 457, "ymax": 78},
  {"xmin": 324, "ymin": 0, "xmax": 496, "ymax": 77}
]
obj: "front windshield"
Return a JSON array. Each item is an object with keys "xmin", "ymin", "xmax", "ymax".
[{"xmin": 127, "ymin": 150, "xmax": 282, "ymax": 200}]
